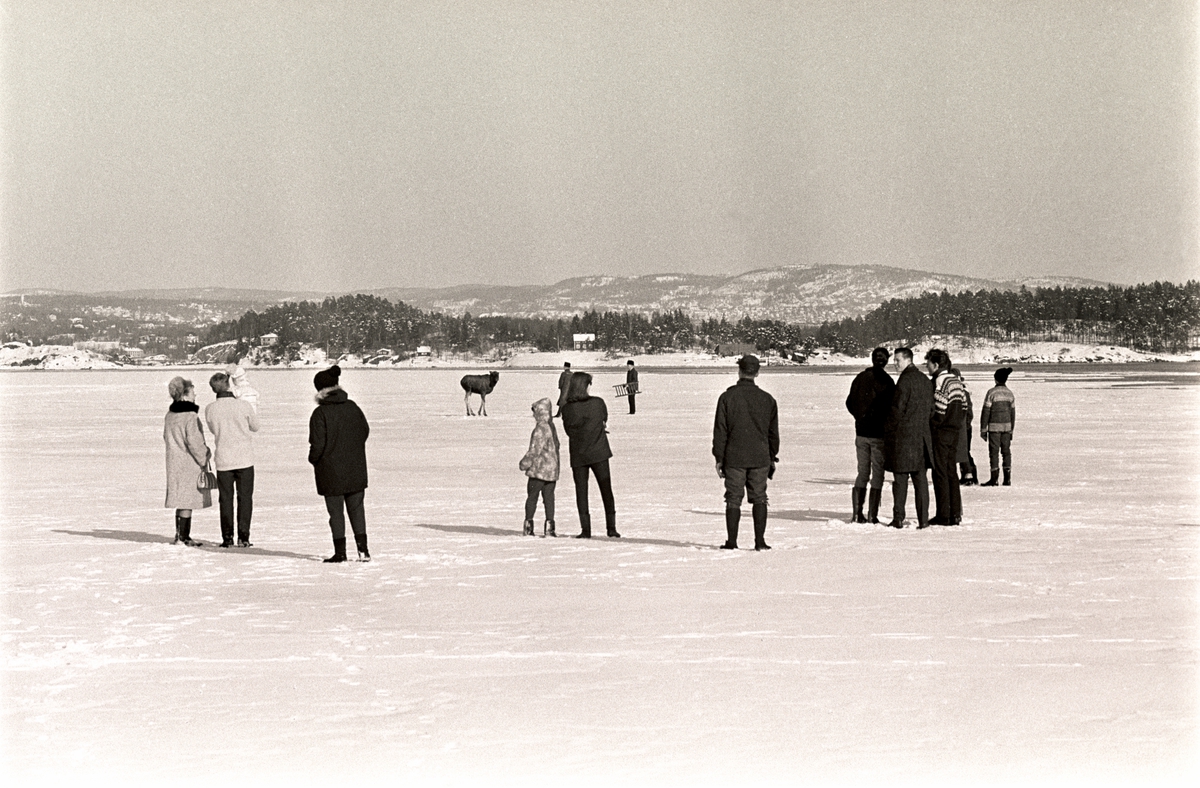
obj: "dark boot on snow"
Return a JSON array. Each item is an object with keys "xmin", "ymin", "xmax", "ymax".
[
  {"xmin": 523, "ymin": 519, "xmax": 535, "ymax": 536},
  {"xmin": 544, "ymin": 520, "xmax": 556, "ymax": 538},
  {"xmin": 324, "ymin": 537, "xmax": 348, "ymax": 563},
  {"xmin": 752, "ymin": 503, "xmax": 770, "ymax": 551},
  {"xmin": 851, "ymin": 487, "xmax": 866, "ymax": 523},
  {"xmin": 354, "ymin": 533, "xmax": 371, "ymax": 562},
  {"xmin": 721, "ymin": 508, "xmax": 740, "ymax": 549},
  {"xmin": 867, "ymin": 488, "xmax": 882, "ymax": 524},
  {"xmin": 1002, "ymin": 468, "xmax": 1011, "ymax": 486},
  {"xmin": 981, "ymin": 470, "xmax": 1000, "ymax": 487},
  {"xmin": 174, "ymin": 513, "xmax": 201, "ymax": 546}
]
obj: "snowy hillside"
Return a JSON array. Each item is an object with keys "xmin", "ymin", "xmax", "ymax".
[{"xmin": 372, "ymin": 265, "xmax": 1111, "ymax": 323}]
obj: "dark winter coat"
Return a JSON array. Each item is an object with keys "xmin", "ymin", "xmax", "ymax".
[
  {"xmin": 712, "ymin": 378, "xmax": 779, "ymax": 469},
  {"xmin": 308, "ymin": 387, "xmax": 370, "ymax": 496},
  {"xmin": 626, "ymin": 366, "xmax": 639, "ymax": 393},
  {"xmin": 883, "ymin": 365, "xmax": 934, "ymax": 473},
  {"xmin": 845, "ymin": 366, "xmax": 895, "ymax": 438},
  {"xmin": 560, "ymin": 396, "xmax": 612, "ymax": 467},
  {"xmin": 556, "ymin": 369, "xmax": 573, "ymax": 407},
  {"xmin": 164, "ymin": 401, "xmax": 212, "ymax": 510}
]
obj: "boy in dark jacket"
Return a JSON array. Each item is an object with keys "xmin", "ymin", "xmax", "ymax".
[
  {"xmin": 883, "ymin": 348, "xmax": 934, "ymax": 529},
  {"xmin": 713, "ymin": 355, "xmax": 779, "ymax": 550},
  {"xmin": 309, "ymin": 365, "xmax": 372, "ymax": 562},
  {"xmin": 845, "ymin": 347, "xmax": 895, "ymax": 523}
]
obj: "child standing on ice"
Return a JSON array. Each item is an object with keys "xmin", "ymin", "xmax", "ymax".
[
  {"xmin": 227, "ymin": 365, "xmax": 260, "ymax": 412},
  {"xmin": 519, "ymin": 397, "xmax": 560, "ymax": 537}
]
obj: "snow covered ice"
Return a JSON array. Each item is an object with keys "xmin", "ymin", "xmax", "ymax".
[{"xmin": 1, "ymin": 366, "xmax": 1197, "ymax": 786}]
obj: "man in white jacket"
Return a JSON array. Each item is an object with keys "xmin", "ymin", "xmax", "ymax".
[{"xmin": 205, "ymin": 371, "xmax": 260, "ymax": 547}]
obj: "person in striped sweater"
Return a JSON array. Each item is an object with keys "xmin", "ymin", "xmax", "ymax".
[
  {"xmin": 980, "ymin": 367, "xmax": 1016, "ymax": 486},
  {"xmin": 925, "ymin": 349, "xmax": 966, "ymax": 525}
]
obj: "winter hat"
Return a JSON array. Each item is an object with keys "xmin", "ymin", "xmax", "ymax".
[
  {"xmin": 313, "ymin": 364, "xmax": 342, "ymax": 391},
  {"xmin": 994, "ymin": 366, "xmax": 1013, "ymax": 384},
  {"xmin": 229, "ymin": 365, "xmax": 247, "ymax": 382}
]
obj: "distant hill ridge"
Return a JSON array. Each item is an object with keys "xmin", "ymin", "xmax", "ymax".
[
  {"xmin": 5, "ymin": 264, "xmax": 1112, "ymax": 324},
  {"xmin": 369, "ymin": 264, "xmax": 1110, "ymax": 323}
]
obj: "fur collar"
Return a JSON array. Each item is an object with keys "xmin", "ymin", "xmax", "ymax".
[
  {"xmin": 169, "ymin": 401, "xmax": 200, "ymax": 413},
  {"xmin": 315, "ymin": 385, "xmax": 346, "ymax": 404}
]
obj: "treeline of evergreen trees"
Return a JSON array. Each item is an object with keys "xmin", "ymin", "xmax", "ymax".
[
  {"xmin": 812, "ymin": 281, "xmax": 1200, "ymax": 354},
  {"xmin": 204, "ymin": 282, "xmax": 1200, "ymax": 358}
]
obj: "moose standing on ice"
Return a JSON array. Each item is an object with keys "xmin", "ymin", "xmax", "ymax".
[{"xmin": 461, "ymin": 371, "xmax": 500, "ymax": 416}]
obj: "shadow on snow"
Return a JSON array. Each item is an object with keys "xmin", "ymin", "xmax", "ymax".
[
  {"xmin": 53, "ymin": 529, "xmax": 318, "ymax": 560},
  {"xmin": 410, "ymin": 522, "xmax": 713, "ymax": 549}
]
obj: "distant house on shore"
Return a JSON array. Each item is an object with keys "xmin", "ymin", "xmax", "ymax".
[
  {"xmin": 573, "ymin": 333, "xmax": 596, "ymax": 351},
  {"xmin": 416, "ymin": 345, "xmax": 432, "ymax": 357},
  {"xmin": 260, "ymin": 333, "xmax": 279, "ymax": 347},
  {"xmin": 715, "ymin": 342, "xmax": 757, "ymax": 357}
]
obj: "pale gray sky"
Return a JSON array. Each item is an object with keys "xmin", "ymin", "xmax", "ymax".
[{"xmin": 2, "ymin": 0, "xmax": 1197, "ymax": 292}]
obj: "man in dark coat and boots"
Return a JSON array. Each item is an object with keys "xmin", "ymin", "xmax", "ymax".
[
  {"xmin": 883, "ymin": 347, "xmax": 934, "ymax": 529},
  {"xmin": 625, "ymin": 360, "xmax": 639, "ymax": 414},
  {"xmin": 713, "ymin": 355, "xmax": 779, "ymax": 551},
  {"xmin": 308, "ymin": 365, "xmax": 372, "ymax": 563},
  {"xmin": 925, "ymin": 349, "xmax": 966, "ymax": 525},
  {"xmin": 845, "ymin": 347, "xmax": 895, "ymax": 523},
  {"xmin": 554, "ymin": 362, "xmax": 572, "ymax": 417}
]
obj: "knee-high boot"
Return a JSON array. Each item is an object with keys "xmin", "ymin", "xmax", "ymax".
[
  {"xmin": 752, "ymin": 503, "xmax": 770, "ymax": 551},
  {"xmin": 721, "ymin": 508, "xmax": 740, "ymax": 549},
  {"xmin": 354, "ymin": 532, "xmax": 370, "ymax": 562},
  {"xmin": 324, "ymin": 537, "xmax": 347, "ymax": 563},
  {"xmin": 867, "ymin": 488, "xmax": 882, "ymax": 524},
  {"xmin": 851, "ymin": 487, "xmax": 866, "ymax": 523}
]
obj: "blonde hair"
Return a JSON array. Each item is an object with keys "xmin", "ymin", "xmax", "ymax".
[{"xmin": 167, "ymin": 377, "xmax": 193, "ymax": 401}]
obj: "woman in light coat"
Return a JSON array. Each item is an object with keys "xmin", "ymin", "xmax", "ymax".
[{"xmin": 164, "ymin": 376, "xmax": 212, "ymax": 545}]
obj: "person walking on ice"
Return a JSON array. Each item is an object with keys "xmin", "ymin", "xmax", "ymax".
[
  {"xmin": 980, "ymin": 366, "xmax": 1016, "ymax": 486},
  {"xmin": 555, "ymin": 362, "xmax": 572, "ymax": 418},
  {"xmin": 845, "ymin": 346, "xmax": 895, "ymax": 524},
  {"xmin": 713, "ymin": 354, "xmax": 779, "ymax": 551},
  {"xmin": 519, "ymin": 397, "xmax": 560, "ymax": 537},
  {"xmin": 308, "ymin": 365, "xmax": 373, "ymax": 562}
]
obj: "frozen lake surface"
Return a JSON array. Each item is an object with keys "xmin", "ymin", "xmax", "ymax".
[{"xmin": 2, "ymin": 366, "xmax": 1197, "ymax": 785}]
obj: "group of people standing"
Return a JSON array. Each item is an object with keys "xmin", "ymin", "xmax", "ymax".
[
  {"xmin": 524, "ymin": 353, "xmax": 778, "ymax": 550},
  {"xmin": 164, "ymin": 364, "xmax": 373, "ymax": 562},
  {"xmin": 846, "ymin": 347, "xmax": 1017, "ymax": 529},
  {"xmin": 164, "ymin": 351, "xmax": 1017, "ymax": 560}
]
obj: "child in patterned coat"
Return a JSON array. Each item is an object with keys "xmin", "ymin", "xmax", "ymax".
[{"xmin": 519, "ymin": 397, "xmax": 560, "ymax": 537}]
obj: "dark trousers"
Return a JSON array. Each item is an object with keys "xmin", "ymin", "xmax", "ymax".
[
  {"xmin": 988, "ymin": 432, "xmax": 1012, "ymax": 472},
  {"xmin": 325, "ymin": 490, "xmax": 366, "ymax": 540},
  {"xmin": 931, "ymin": 429, "xmax": 962, "ymax": 521},
  {"xmin": 723, "ymin": 465, "xmax": 770, "ymax": 508},
  {"xmin": 628, "ymin": 393, "xmax": 636, "ymax": 414},
  {"xmin": 572, "ymin": 460, "xmax": 615, "ymax": 534},
  {"xmin": 216, "ymin": 466, "xmax": 254, "ymax": 542},
  {"xmin": 524, "ymin": 478, "xmax": 556, "ymax": 521},
  {"xmin": 892, "ymin": 468, "xmax": 929, "ymax": 526}
]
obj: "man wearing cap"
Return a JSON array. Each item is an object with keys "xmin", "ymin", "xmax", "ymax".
[
  {"xmin": 555, "ymin": 362, "xmax": 572, "ymax": 417},
  {"xmin": 308, "ymin": 365, "xmax": 372, "ymax": 562},
  {"xmin": 712, "ymin": 355, "xmax": 779, "ymax": 551},
  {"xmin": 625, "ymin": 359, "xmax": 639, "ymax": 414},
  {"xmin": 980, "ymin": 367, "xmax": 1017, "ymax": 486}
]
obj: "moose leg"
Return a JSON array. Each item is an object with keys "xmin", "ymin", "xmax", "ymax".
[
  {"xmin": 479, "ymin": 393, "xmax": 487, "ymax": 416},
  {"xmin": 464, "ymin": 390, "xmax": 474, "ymax": 416}
]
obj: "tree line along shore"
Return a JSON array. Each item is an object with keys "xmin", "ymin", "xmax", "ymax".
[{"xmin": 201, "ymin": 281, "xmax": 1199, "ymax": 362}]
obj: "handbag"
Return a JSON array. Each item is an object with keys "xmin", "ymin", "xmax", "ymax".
[{"xmin": 197, "ymin": 461, "xmax": 217, "ymax": 491}]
